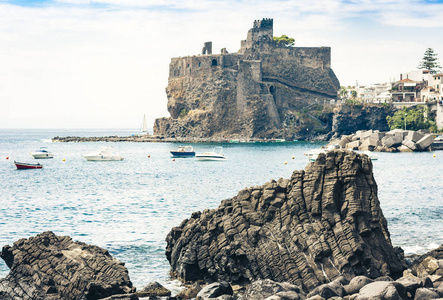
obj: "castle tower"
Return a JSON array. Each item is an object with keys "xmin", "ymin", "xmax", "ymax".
[{"xmin": 240, "ymin": 18, "xmax": 273, "ymax": 55}]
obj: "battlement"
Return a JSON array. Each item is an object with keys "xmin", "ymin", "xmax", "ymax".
[{"xmin": 253, "ymin": 18, "xmax": 273, "ymax": 29}]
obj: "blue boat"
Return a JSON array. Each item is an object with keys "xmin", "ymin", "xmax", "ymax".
[{"xmin": 170, "ymin": 146, "xmax": 195, "ymax": 157}]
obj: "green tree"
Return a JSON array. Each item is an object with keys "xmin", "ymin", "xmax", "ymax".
[
  {"xmin": 339, "ymin": 86, "xmax": 348, "ymax": 100},
  {"xmin": 273, "ymin": 35, "xmax": 295, "ymax": 47},
  {"xmin": 386, "ymin": 107, "xmax": 430, "ymax": 130},
  {"xmin": 418, "ymin": 48, "xmax": 441, "ymax": 74},
  {"xmin": 350, "ymin": 90, "xmax": 357, "ymax": 99}
]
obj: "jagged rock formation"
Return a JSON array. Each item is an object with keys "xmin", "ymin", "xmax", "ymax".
[
  {"xmin": 154, "ymin": 18, "xmax": 340, "ymax": 140},
  {"xmin": 0, "ymin": 231, "xmax": 135, "ymax": 300},
  {"xmin": 166, "ymin": 151, "xmax": 404, "ymax": 293}
]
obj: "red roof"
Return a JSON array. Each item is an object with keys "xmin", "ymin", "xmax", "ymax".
[
  {"xmin": 397, "ymin": 78, "xmax": 416, "ymax": 83},
  {"xmin": 433, "ymin": 73, "xmax": 443, "ymax": 77}
]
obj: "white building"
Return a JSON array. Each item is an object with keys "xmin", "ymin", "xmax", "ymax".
[{"xmin": 401, "ymin": 69, "xmax": 433, "ymax": 86}]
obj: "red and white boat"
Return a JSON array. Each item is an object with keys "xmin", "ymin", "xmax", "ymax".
[{"xmin": 14, "ymin": 161, "xmax": 43, "ymax": 169}]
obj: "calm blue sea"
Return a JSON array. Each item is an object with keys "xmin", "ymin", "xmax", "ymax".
[{"xmin": 0, "ymin": 129, "xmax": 442, "ymax": 291}]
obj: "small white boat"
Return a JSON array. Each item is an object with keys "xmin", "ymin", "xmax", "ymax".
[
  {"xmin": 170, "ymin": 145, "xmax": 195, "ymax": 157},
  {"xmin": 196, "ymin": 147, "xmax": 227, "ymax": 161},
  {"xmin": 303, "ymin": 144, "xmax": 342, "ymax": 162},
  {"xmin": 83, "ymin": 147, "xmax": 124, "ymax": 161},
  {"xmin": 30, "ymin": 147, "xmax": 54, "ymax": 159}
]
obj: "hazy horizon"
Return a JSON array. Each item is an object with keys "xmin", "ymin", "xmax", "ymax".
[{"xmin": 2, "ymin": 0, "xmax": 443, "ymax": 129}]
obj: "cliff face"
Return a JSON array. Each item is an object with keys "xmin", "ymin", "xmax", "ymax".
[
  {"xmin": 332, "ymin": 105, "xmax": 392, "ymax": 136},
  {"xmin": 154, "ymin": 19, "xmax": 340, "ymax": 140},
  {"xmin": 165, "ymin": 151, "xmax": 404, "ymax": 292}
]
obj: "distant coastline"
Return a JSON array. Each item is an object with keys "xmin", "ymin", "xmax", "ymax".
[{"xmin": 52, "ymin": 135, "xmax": 295, "ymax": 143}]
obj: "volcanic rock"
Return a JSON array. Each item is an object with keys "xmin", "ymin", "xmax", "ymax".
[
  {"xmin": 0, "ymin": 231, "xmax": 135, "ymax": 300},
  {"xmin": 166, "ymin": 150, "xmax": 404, "ymax": 292}
]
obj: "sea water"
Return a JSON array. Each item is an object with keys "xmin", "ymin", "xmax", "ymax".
[{"xmin": 0, "ymin": 129, "xmax": 442, "ymax": 291}]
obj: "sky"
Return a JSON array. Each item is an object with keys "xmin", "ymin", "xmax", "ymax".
[{"xmin": 1, "ymin": 0, "xmax": 443, "ymax": 129}]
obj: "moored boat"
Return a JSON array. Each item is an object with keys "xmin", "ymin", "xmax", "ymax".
[
  {"xmin": 83, "ymin": 147, "xmax": 124, "ymax": 161},
  {"xmin": 195, "ymin": 147, "xmax": 227, "ymax": 161},
  {"xmin": 303, "ymin": 144, "xmax": 342, "ymax": 162},
  {"xmin": 14, "ymin": 161, "xmax": 43, "ymax": 169},
  {"xmin": 170, "ymin": 146, "xmax": 195, "ymax": 157},
  {"xmin": 30, "ymin": 147, "xmax": 54, "ymax": 159}
]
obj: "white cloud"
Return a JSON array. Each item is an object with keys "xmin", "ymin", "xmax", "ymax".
[{"xmin": 1, "ymin": 0, "xmax": 443, "ymax": 128}]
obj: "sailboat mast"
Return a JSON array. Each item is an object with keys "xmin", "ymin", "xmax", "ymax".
[{"xmin": 142, "ymin": 114, "xmax": 148, "ymax": 132}]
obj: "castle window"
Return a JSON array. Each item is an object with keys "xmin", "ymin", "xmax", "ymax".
[
  {"xmin": 269, "ymin": 86, "xmax": 275, "ymax": 94},
  {"xmin": 212, "ymin": 59, "xmax": 218, "ymax": 67},
  {"xmin": 199, "ymin": 62, "xmax": 201, "ymax": 67},
  {"xmin": 187, "ymin": 64, "xmax": 190, "ymax": 68}
]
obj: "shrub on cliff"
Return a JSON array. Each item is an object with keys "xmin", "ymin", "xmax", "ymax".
[{"xmin": 386, "ymin": 107, "xmax": 432, "ymax": 131}]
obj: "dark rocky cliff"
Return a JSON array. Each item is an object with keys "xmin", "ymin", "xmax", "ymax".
[
  {"xmin": 154, "ymin": 18, "xmax": 341, "ymax": 140},
  {"xmin": 165, "ymin": 151, "xmax": 404, "ymax": 292}
]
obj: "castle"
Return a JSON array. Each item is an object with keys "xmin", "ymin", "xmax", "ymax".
[{"xmin": 154, "ymin": 19, "xmax": 340, "ymax": 140}]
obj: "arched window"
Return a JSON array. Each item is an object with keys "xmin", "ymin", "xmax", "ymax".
[
  {"xmin": 269, "ymin": 86, "xmax": 275, "ymax": 94},
  {"xmin": 212, "ymin": 59, "xmax": 218, "ymax": 67}
]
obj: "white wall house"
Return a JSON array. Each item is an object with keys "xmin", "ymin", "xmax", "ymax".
[{"xmin": 401, "ymin": 69, "xmax": 433, "ymax": 86}]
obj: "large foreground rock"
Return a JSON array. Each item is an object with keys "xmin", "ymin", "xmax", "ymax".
[
  {"xmin": 0, "ymin": 231, "xmax": 135, "ymax": 300},
  {"xmin": 166, "ymin": 150, "xmax": 404, "ymax": 292}
]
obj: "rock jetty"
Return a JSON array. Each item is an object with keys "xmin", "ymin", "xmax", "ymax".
[
  {"xmin": 0, "ymin": 231, "xmax": 135, "ymax": 300},
  {"xmin": 333, "ymin": 129, "xmax": 436, "ymax": 152},
  {"xmin": 166, "ymin": 150, "xmax": 405, "ymax": 293}
]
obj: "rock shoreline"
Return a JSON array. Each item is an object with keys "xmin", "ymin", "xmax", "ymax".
[{"xmin": 2, "ymin": 151, "xmax": 443, "ymax": 299}]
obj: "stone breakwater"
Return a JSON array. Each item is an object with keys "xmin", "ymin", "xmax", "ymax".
[
  {"xmin": 166, "ymin": 150, "xmax": 404, "ymax": 292},
  {"xmin": 52, "ymin": 135, "xmax": 285, "ymax": 143},
  {"xmin": 332, "ymin": 129, "xmax": 438, "ymax": 152}
]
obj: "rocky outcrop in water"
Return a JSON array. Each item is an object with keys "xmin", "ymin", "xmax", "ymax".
[
  {"xmin": 154, "ymin": 18, "xmax": 340, "ymax": 141},
  {"xmin": 0, "ymin": 231, "xmax": 135, "ymax": 300},
  {"xmin": 166, "ymin": 150, "xmax": 405, "ymax": 293}
]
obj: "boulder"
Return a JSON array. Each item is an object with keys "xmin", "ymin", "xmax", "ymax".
[
  {"xmin": 358, "ymin": 138, "xmax": 379, "ymax": 151},
  {"xmin": 406, "ymin": 131, "xmax": 424, "ymax": 143},
  {"xmin": 338, "ymin": 136, "xmax": 351, "ymax": 148},
  {"xmin": 370, "ymin": 132, "xmax": 385, "ymax": 142},
  {"xmin": 242, "ymin": 279, "xmax": 302, "ymax": 300},
  {"xmin": 398, "ymin": 145, "xmax": 414, "ymax": 152},
  {"xmin": 387, "ymin": 129, "xmax": 409, "ymax": 138},
  {"xmin": 166, "ymin": 151, "xmax": 405, "ymax": 292},
  {"xmin": 137, "ymin": 282, "xmax": 171, "ymax": 298},
  {"xmin": 196, "ymin": 282, "xmax": 233, "ymax": 300},
  {"xmin": 416, "ymin": 134, "xmax": 434, "ymax": 150},
  {"xmin": 358, "ymin": 130, "xmax": 374, "ymax": 141},
  {"xmin": 355, "ymin": 281, "xmax": 407, "ymax": 300},
  {"xmin": 413, "ymin": 288, "xmax": 439, "ymax": 299},
  {"xmin": 396, "ymin": 277, "xmax": 422, "ymax": 297},
  {"xmin": 0, "ymin": 231, "xmax": 135, "ymax": 300},
  {"xmin": 175, "ymin": 282, "xmax": 202, "ymax": 299},
  {"xmin": 344, "ymin": 276, "xmax": 374, "ymax": 295},
  {"xmin": 345, "ymin": 140, "xmax": 361, "ymax": 150},
  {"xmin": 381, "ymin": 135, "xmax": 403, "ymax": 148},
  {"xmin": 401, "ymin": 139, "xmax": 417, "ymax": 151}
]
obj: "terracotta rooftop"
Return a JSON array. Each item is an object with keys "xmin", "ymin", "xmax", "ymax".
[
  {"xmin": 397, "ymin": 78, "xmax": 417, "ymax": 83},
  {"xmin": 433, "ymin": 73, "xmax": 443, "ymax": 77}
]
